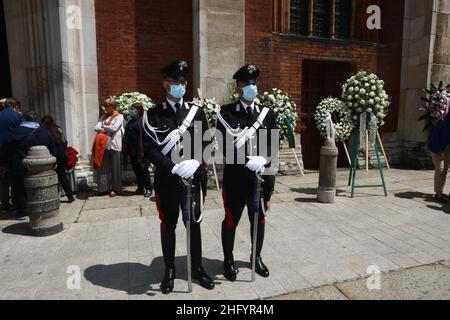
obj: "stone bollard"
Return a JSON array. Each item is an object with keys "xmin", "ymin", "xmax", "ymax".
[
  {"xmin": 317, "ymin": 139, "xmax": 339, "ymax": 203},
  {"xmin": 23, "ymin": 146, "xmax": 63, "ymax": 236}
]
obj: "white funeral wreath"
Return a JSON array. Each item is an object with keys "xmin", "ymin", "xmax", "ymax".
[{"xmin": 314, "ymin": 97, "xmax": 354, "ymax": 142}]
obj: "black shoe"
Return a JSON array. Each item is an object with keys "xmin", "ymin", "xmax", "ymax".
[
  {"xmin": 68, "ymin": 195, "xmax": 76, "ymax": 203},
  {"xmin": 160, "ymin": 268, "xmax": 176, "ymax": 295},
  {"xmin": 252, "ymin": 256, "xmax": 270, "ymax": 278},
  {"xmin": 435, "ymin": 195, "xmax": 447, "ymax": 204},
  {"xmin": 192, "ymin": 267, "xmax": 215, "ymax": 290},
  {"xmin": 224, "ymin": 260, "xmax": 239, "ymax": 282}
]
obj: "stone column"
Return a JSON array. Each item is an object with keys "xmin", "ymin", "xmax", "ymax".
[
  {"xmin": 4, "ymin": 0, "xmax": 99, "ymax": 186},
  {"xmin": 398, "ymin": 0, "xmax": 450, "ymax": 168},
  {"xmin": 193, "ymin": 0, "xmax": 245, "ymax": 104},
  {"xmin": 317, "ymin": 134, "xmax": 339, "ymax": 204},
  {"xmin": 58, "ymin": 0, "xmax": 99, "ymax": 186},
  {"xmin": 23, "ymin": 146, "xmax": 63, "ymax": 237},
  {"xmin": 3, "ymin": 0, "xmax": 65, "ymax": 125}
]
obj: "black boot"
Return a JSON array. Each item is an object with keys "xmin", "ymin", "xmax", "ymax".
[
  {"xmin": 160, "ymin": 268, "xmax": 176, "ymax": 295},
  {"xmin": 190, "ymin": 223, "xmax": 215, "ymax": 290},
  {"xmin": 160, "ymin": 230, "xmax": 176, "ymax": 294},
  {"xmin": 192, "ymin": 266, "xmax": 215, "ymax": 290},
  {"xmin": 251, "ymin": 222, "xmax": 270, "ymax": 278},
  {"xmin": 222, "ymin": 223, "xmax": 238, "ymax": 281}
]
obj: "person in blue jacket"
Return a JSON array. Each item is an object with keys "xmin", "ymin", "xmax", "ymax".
[
  {"xmin": 2, "ymin": 110, "xmax": 56, "ymax": 217},
  {"xmin": 0, "ymin": 98, "xmax": 23, "ymax": 212},
  {"xmin": 428, "ymin": 112, "xmax": 450, "ymax": 203}
]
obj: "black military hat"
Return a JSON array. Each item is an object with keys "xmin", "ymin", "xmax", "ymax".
[
  {"xmin": 233, "ymin": 64, "xmax": 260, "ymax": 84},
  {"xmin": 161, "ymin": 60, "xmax": 190, "ymax": 81}
]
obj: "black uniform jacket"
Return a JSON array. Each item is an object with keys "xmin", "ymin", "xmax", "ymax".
[
  {"xmin": 217, "ymin": 101, "xmax": 278, "ymax": 195},
  {"xmin": 142, "ymin": 100, "xmax": 209, "ymax": 194}
]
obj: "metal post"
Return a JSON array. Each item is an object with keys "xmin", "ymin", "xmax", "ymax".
[
  {"xmin": 183, "ymin": 180, "xmax": 193, "ymax": 293},
  {"xmin": 252, "ymin": 175, "xmax": 263, "ymax": 282}
]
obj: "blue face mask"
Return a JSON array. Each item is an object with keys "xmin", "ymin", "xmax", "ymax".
[
  {"xmin": 242, "ymin": 85, "xmax": 258, "ymax": 101},
  {"xmin": 130, "ymin": 110, "xmax": 137, "ymax": 119},
  {"xmin": 169, "ymin": 84, "xmax": 186, "ymax": 99}
]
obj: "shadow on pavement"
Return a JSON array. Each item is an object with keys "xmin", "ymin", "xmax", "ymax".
[
  {"xmin": 291, "ymin": 187, "xmax": 347, "ymax": 196},
  {"xmin": 2, "ymin": 222, "xmax": 31, "ymax": 236},
  {"xmin": 84, "ymin": 257, "xmax": 249, "ymax": 296},
  {"xmin": 395, "ymin": 191, "xmax": 450, "ymax": 214}
]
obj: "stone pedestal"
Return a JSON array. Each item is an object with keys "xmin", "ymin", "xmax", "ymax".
[
  {"xmin": 23, "ymin": 146, "xmax": 63, "ymax": 237},
  {"xmin": 317, "ymin": 140, "xmax": 339, "ymax": 204}
]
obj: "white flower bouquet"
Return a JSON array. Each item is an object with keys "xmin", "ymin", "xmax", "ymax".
[
  {"xmin": 342, "ymin": 70, "xmax": 390, "ymax": 128},
  {"xmin": 259, "ymin": 88, "xmax": 298, "ymax": 147},
  {"xmin": 115, "ymin": 92, "xmax": 155, "ymax": 120},
  {"xmin": 192, "ymin": 97, "xmax": 221, "ymax": 128}
]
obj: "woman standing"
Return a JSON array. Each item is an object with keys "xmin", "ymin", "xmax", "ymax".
[
  {"xmin": 93, "ymin": 98, "xmax": 124, "ymax": 197},
  {"xmin": 41, "ymin": 116, "xmax": 75, "ymax": 203},
  {"xmin": 123, "ymin": 103, "xmax": 153, "ymax": 197},
  {"xmin": 428, "ymin": 111, "xmax": 450, "ymax": 203}
]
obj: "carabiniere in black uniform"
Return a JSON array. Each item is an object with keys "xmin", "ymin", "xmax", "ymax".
[
  {"xmin": 216, "ymin": 64, "xmax": 277, "ymax": 281},
  {"xmin": 142, "ymin": 60, "xmax": 214, "ymax": 294}
]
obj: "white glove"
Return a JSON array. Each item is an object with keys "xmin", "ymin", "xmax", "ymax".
[
  {"xmin": 171, "ymin": 160, "xmax": 201, "ymax": 179},
  {"xmin": 246, "ymin": 156, "xmax": 267, "ymax": 174}
]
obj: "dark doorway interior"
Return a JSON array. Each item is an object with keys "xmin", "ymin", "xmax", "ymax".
[
  {"xmin": 300, "ymin": 59, "xmax": 354, "ymax": 169},
  {"xmin": 0, "ymin": 0, "xmax": 12, "ymax": 99}
]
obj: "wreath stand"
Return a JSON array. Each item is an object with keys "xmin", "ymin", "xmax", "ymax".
[
  {"xmin": 342, "ymin": 132, "xmax": 390, "ymax": 171},
  {"xmin": 292, "ymin": 148, "xmax": 305, "ymax": 176},
  {"xmin": 347, "ymin": 128, "xmax": 388, "ymax": 198},
  {"xmin": 197, "ymin": 88, "xmax": 221, "ymax": 191}
]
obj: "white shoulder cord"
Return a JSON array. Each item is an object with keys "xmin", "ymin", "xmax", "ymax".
[{"xmin": 142, "ymin": 111, "xmax": 172, "ymax": 146}]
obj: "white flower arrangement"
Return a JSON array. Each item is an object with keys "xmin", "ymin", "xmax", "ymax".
[
  {"xmin": 115, "ymin": 92, "xmax": 155, "ymax": 120},
  {"xmin": 229, "ymin": 86, "xmax": 298, "ymax": 146},
  {"xmin": 192, "ymin": 97, "xmax": 221, "ymax": 128},
  {"xmin": 342, "ymin": 70, "xmax": 390, "ymax": 128},
  {"xmin": 259, "ymin": 88, "xmax": 298, "ymax": 146},
  {"xmin": 314, "ymin": 97, "xmax": 354, "ymax": 142}
]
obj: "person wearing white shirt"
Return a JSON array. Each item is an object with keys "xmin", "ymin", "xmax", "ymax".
[{"xmin": 94, "ymin": 98, "xmax": 124, "ymax": 197}]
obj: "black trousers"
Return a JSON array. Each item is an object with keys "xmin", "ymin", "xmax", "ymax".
[
  {"xmin": 0, "ymin": 169, "xmax": 12, "ymax": 210},
  {"xmin": 56, "ymin": 163, "xmax": 74, "ymax": 198},
  {"xmin": 130, "ymin": 157, "xmax": 153, "ymax": 192},
  {"xmin": 221, "ymin": 176, "xmax": 275, "ymax": 262},
  {"xmin": 9, "ymin": 175, "xmax": 26, "ymax": 213},
  {"xmin": 155, "ymin": 183, "xmax": 203, "ymax": 270}
]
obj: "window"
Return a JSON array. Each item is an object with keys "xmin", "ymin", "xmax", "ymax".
[
  {"xmin": 312, "ymin": 0, "xmax": 331, "ymax": 38},
  {"xmin": 335, "ymin": 0, "xmax": 352, "ymax": 39},
  {"xmin": 290, "ymin": 0, "xmax": 309, "ymax": 36},
  {"xmin": 288, "ymin": 0, "xmax": 354, "ymax": 39}
]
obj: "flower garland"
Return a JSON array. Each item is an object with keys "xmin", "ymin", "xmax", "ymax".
[
  {"xmin": 115, "ymin": 92, "xmax": 155, "ymax": 120},
  {"xmin": 342, "ymin": 70, "xmax": 390, "ymax": 128},
  {"xmin": 419, "ymin": 81, "xmax": 450, "ymax": 135},
  {"xmin": 314, "ymin": 98, "xmax": 354, "ymax": 142}
]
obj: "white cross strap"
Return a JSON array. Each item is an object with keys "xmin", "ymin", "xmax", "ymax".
[
  {"xmin": 161, "ymin": 105, "xmax": 199, "ymax": 156},
  {"xmin": 235, "ymin": 107, "xmax": 270, "ymax": 149}
]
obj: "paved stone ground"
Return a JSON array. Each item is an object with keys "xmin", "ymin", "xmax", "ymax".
[{"xmin": 1, "ymin": 169, "xmax": 450, "ymax": 300}]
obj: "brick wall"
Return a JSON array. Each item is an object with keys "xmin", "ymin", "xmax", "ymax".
[
  {"xmin": 95, "ymin": 0, "xmax": 193, "ymax": 104},
  {"xmin": 245, "ymin": 0, "xmax": 404, "ymax": 133}
]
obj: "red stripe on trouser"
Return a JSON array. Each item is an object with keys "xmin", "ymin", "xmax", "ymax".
[
  {"xmin": 155, "ymin": 193, "xmax": 167, "ymax": 231},
  {"xmin": 222, "ymin": 189, "xmax": 235, "ymax": 230}
]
